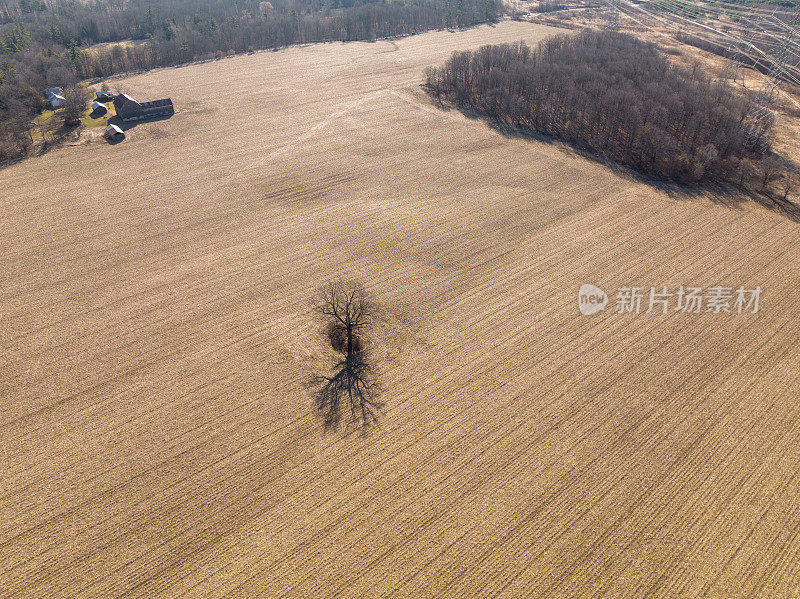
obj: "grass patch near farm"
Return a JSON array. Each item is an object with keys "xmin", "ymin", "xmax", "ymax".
[{"xmin": 33, "ymin": 102, "xmax": 116, "ymax": 133}]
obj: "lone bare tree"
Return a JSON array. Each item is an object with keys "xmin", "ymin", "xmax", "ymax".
[
  {"xmin": 760, "ymin": 154, "xmax": 783, "ymax": 192},
  {"xmin": 312, "ymin": 280, "xmax": 382, "ymax": 431},
  {"xmin": 781, "ymin": 171, "xmax": 798, "ymax": 202},
  {"xmin": 315, "ymin": 280, "xmax": 376, "ymax": 355}
]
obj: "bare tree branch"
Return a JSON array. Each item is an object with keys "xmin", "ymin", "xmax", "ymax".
[{"xmin": 314, "ymin": 280, "xmax": 376, "ymax": 355}]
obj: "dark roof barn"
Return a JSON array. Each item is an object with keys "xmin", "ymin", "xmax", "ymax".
[{"xmin": 113, "ymin": 93, "xmax": 174, "ymax": 122}]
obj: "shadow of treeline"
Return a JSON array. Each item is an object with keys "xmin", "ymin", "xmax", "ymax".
[
  {"xmin": 484, "ymin": 120, "xmax": 800, "ymax": 223},
  {"xmin": 36, "ymin": 124, "xmax": 81, "ymax": 156},
  {"xmin": 428, "ymin": 95, "xmax": 800, "ymax": 223}
]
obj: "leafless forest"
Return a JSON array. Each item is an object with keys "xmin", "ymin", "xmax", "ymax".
[{"xmin": 426, "ymin": 30, "xmax": 789, "ymax": 186}]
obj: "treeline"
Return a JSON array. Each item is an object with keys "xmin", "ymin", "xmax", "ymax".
[
  {"xmin": 0, "ymin": 0, "xmax": 499, "ymax": 163},
  {"xmin": 532, "ymin": 2, "xmax": 566, "ymax": 13},
  {"xmin": 425, "ymin": 31, "xmax": 781, "ymax": 186},
  {"xmin": 74, "ymin": 0, "xmax": 497, "ymax": 79}
]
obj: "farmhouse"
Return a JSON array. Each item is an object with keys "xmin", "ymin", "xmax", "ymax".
[
  {"xmin": 113, "ymin": 93, "xmax": 174, "ymax": 122},
  {"xmin": 44, "ymin": 87, "xmax": 65, "ymax": 108}
]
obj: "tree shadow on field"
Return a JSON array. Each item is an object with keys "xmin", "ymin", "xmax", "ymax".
[
  {"xmin": 307, "ymin": 351, "xmax": 383, "ymax": 434},
  {"xmin": 35, "ymin": 124, "xmax": 81, "ymax": 157},
  {"xmin": 430, "ymin": 94, "xmax": 800, "ymax": 224}
]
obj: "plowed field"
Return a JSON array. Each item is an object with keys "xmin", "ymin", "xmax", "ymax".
[{"xmin": 2, "ymin": 21, "xmax": 800, "ymax": 598}]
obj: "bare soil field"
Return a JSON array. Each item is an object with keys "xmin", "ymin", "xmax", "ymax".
[{"xmin": 3, "ymin": 21, "xmax": 800, "ymax": 598}]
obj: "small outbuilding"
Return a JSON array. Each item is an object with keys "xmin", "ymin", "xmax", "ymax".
[
  {"xmin": 104, "ymin": 124, "xmax": 125, "ymax": 139},
  {"xmin": 95, "ymin": 90, "xmax": 115, "ymax": 102},
  {"xmin": 91, "ymin": 101, "xmax": 107, "ymax": 114}
]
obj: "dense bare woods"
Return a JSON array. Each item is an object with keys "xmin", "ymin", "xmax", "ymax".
[
  {"xmin": 426, "ymin": 31, "xmax": 783, "ymax": 186},
  {"xmin": 67, "ymin": 0, "xmax": 498, "ymax": 78}
]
